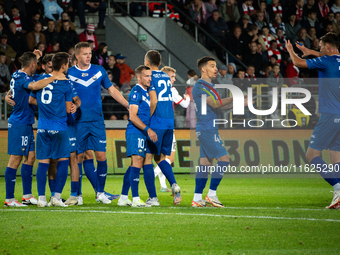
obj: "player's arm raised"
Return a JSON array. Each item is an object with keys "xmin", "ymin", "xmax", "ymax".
[
  {"xmin": 28, "ymin": 72, "xmax": 68, "ymax": 91},
  {"xmin": 207, "ymin": 96, "xmax": 233, "ymax": 109},
  {"xmin": 285, "ymin": 40, "xmax": 308, "ymax": 68},
  {"xmin": 295, "ymin": 41, "xmax": 322, "ymax": 58},
  {"xmin": 149, "ymin": 90, "xmax": 157, "ymax": 116},
  {"xmin": 107, "ymin": 86, "xmax": 129, "ymax": 109},
  {"xmin": 130, "ymin": 104, "xmax": 157, "ymax": 143}
]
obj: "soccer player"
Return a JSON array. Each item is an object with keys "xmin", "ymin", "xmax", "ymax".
[
  {"xmin": 286, "ymin": 33, "xmax": 340, "ymax": 209},
  {"xmin": 67, "ymin": 42, "xmax": 128, "ymax": 204},
  {"xmin": 4, "ymin": 51, "xmax": 65, "ymax": 207},
  {"xmin": 143, "ymin": 50, "xmax": 181, "ymax": 206},
  {"xmin": 118, "ymin": 65, "xmax": 158, "ymax": 207},
  {"xmin": 153, "ymin": 66, "xmax": 190, "ymax": 192},
  {"xmin": 33, "ymin": 52, "xmax": 72, "ymax": 207},
  {"xmin": 192, "ymin": 56, "xmax": 236, "ymax": 208}
]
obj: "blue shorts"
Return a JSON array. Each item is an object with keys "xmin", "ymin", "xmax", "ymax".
[
  {"xmin": 76, "ymin": 121, "xmax": 106, "ymax": 154},
  {"xmin": 126, "ymin": 132, "xmax": 147, "ymax": 158},
  {"xmin": 147, "ymin": 129, "xmax": 173, "ymax": 156},
  {"xmin": 36, "ymin": 129, "xmax": 70, "ymax": 160},
  {"xmin": 197, "ymin": 129, "xmax": 227, "ymax": 160},
  {"xmin": 7, "ymin": 123, "xmax": 35, "ymax": 156},
  {"xmin": 68, "ymin": 124, "xmax": 77, "ymax": 153},
  {"xmin": 309, "ymin": 113, "xmax": 340, "ymax": 151}
]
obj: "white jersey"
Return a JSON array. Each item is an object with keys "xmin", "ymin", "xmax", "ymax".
[{"xmin": 171, "ymin": 87, "xmax": 190, "ymax": 108}]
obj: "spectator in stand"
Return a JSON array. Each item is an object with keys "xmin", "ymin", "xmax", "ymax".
[
  {"xmin": 254, "ymin": 11, "xmax": 268, "ymax": 30},
  {"xmin": 42, "ymin": 0, "xmax": 63, "ymax": 22},
  {"xmin": 269, "ymin": 12, "xmax": 286, "ymax": 36},
  {"xmin": 0, "ymin": 4, "xmax": 11, "ymax": 28},
  {"xmin": 227, "ymin": 63, "xmax": 236, "ymax": 78},
  {"xmin": 258, "ymin": 1, "xmax": 270, "ymax": 24},
  {"xmin": 267, "ymin": 0, "xmax": 283, "ymax": 19},
  {"xmin": 206, "ymin": 0, "xmax": 217, "ymax": 19},
  {"xmin": 10, "ymin": 5, "xmax": 27, "ymax": 34},
  {"xmin": 43, "ymin": 19, "xmax": 60, "ymax": 47},
  {"xmin": 311, "ymin": 37, "xmax": 320, "ymax": 51},
  {"xmin": 333, "ymin": 12, "xmax": 340, "ymax": 35},
  {"xmin": 243, "ymin": 24, "xmax": 259, "ymax": 46},
  {"xmin": 263, "ymin": 40, "xmax": 282, "ymax": 66},
  {"xmin": 243, "ymin": 41, "xmax": 264, "ymax": 75},
  {"xmin": 303, "ymin": 0, "xmax": 318, "ymax": 18},
  {"xmin": 240, "ymin": 14, "xmax": 251, "ymax": 33},
  {"xmin": 259, "ymin": 64, "xmax": 272, "ymax": 77},
  {"xmin": 5, "ymin": 0, "xmax": 27, "ymax": 20},
  {"xmin": 228, "ymin": 25, "xmax": 245, "ymax": 62},
  {"xmin": 95, "ymin": 42, "xmax": 108, "ymax": 66},
  {"xmin": 57, "ymin": 0, "xmax": 75, "ymax": 22},
  {"xmin": 78, "ymin": 23, "xmax": 98, "ymax": 50},
  {"xmin": 56, "ymin": 11, "xmax": 75, "ymax": 32},
  {"xmin": 27, "ymin": 12, "xmax": 43, "ymax": 33},
  {"xmin": 206, "ymin": 10, "xmax": 229, "ymax": 62},
  {"xmin": 293, "ymin": 28, "xmax": 311, "ymax": 49},
  {"xmin": 258, "ymin": 26, "xmax": 275, "ymax": 51},
  {"xmin": 59, "ymin": 20, "xmax": 78, "ymax": 52},
  {"xmin": 241, "ymin": 0, "xmax": 256, "ymax": 18},
  {"xmin": 323, "ymin": 11, "xmax": 335, "ymax": 28},
  {"xmin": 0, "ymin": 52, "xmax": 11, "ymax": 92},
  {"xmin": 115, "ymin": 53, "xmax": 135, "ymax": 86},
  {"xmin": 26, "ymin": 0, "xmax": 45, "ymax": 21},
  {"xmin": 88, "ymin": 40, "xmax": 99, "ymax": 65},
  {"xmin": 267, "ymin": 63, "xmax": 283, "ymax": 118},
  {"xmin": 7, "ymin": 21, "xmax": 27, "ymax": 54},
  {"xmin": 37, "ymin": 42, "xmax": 46, "ymax": 56},
  {"xmin": 275, "ymin": 27, "xmax": 286, "ymax": 51},
  {"xmin": 316, "ymin": 0, "xmax": 330, "ymax": 21},
  {"xmin": 234, "ymin": 69, "xmax": 251, "ymax": 92},
  {"xmin": 26, "ymin": 21, "xmax": 46, "ymax": 51},
  {"xmin": 269, "ymin": 54, "xmax": 278, "ymax": 67},
  {"xmin": 256, "ymin": 41, "xmax": 263, "ymax": 54},
  {"xmin": 218, "ymin": 0, "xmax": 240, "ymax": 28},
  {"xmin": 104, "ymin": 55, "xmax": 121, "ymax": 87},
  {"xmin": 301, "ymin": 9, "xmax": 322, "ymax": 36},
  {"xmin": 0, "ymin": 34, "xmax": 16, "ymax": 66},
  {"xmin": 308, "ymin": 27, "xmax": 318, "ymax": 40},
  {"xmin": 49, "ymin": 40, "xmax": 60, "ymax": 53},
  {"xmin": 285, "ymin": 13, "xmax": 302, "ymax": 40},
  {"xmin": 216, "ymin": 64, "xmax": 232, "ymax": 85},
  {"xmin": 332, "ymin": 0, "xmax": 340, "ymax": 13},
  {"xmin": 189, "ymin": 0, "xmax": 208, "ymax": 27},
  {"xmin": 78, "ymin": 0, "xmax": 107, "ymax": 29},
  {"xmin": 295, "ymin": 0, "xmax": 305, "ymax": 22},
  {"xmin": 0, "ymin": 23, "xmax": 5, "ymax": 37},
  {"xmin": 284, "ymin": 58, "xmax": 300, "ymax": 86},
  {"xmin": 323, "ymin": 22, "xmax": 336, "ymax": 35},
  {"xmin": 8, "ymin": 52, "xmax": 22, "ymax": 74},
  {"xmin": 245, "ymin": 65, "xmax": 257, "ymax": 83}
]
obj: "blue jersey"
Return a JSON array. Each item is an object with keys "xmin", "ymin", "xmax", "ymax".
[
  {"xmin": 306, "ymin": 55, "xmax": 340, "ymax": 114},
  {"xmin": 149, "ymin": 70, "xmax": 174, "ymax": 129},
  {"xmin": 126, "ymin": 84, "xmax": 150, "ymax": 134},
  {"xmin": 67, "ymin": 64, "xmax": 112, "ymax": 122},
  {"xmin": 8, "ymin": 70, "xmax": 39, "ymax": 125},
  {"xmin": 34, "ymin": 74, "xmax": 73, "ymax": 131},
  {"xmin": 193, "ymin": 79, "xmax": 219, "ymax": 131}
]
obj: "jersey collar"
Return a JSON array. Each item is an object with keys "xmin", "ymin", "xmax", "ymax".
[
  {"xmin": 75, "ymin": 63, "xmax": 91, "ymax": 72},
  {"xmin": 136, "ymin": 84, "xmax": 147, "ymax": 91}
]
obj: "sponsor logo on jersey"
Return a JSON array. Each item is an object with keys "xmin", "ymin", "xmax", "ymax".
[
  {"xmin": 92, "ymin": 75, "xmax": 97, "ymax": 80},
  {"xmin": 334, "ymin": 118, "xmax": 340, "ymax": 123},
  {"xmin": 82, "ymin": 73, "xmax": 89, "ymax": 77}
]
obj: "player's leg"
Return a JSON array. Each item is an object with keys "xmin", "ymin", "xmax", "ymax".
[
  {"xmin": 65, "ymin": 151, "xmax": 80, "ymax": 206},
  {"xmin": 192, "ymin": 156, "xmax": 211, "ymax": 207},
  {"xmin": 48, "ymin": 160, "xmax": 57, "ymax": 200},
  {"xmin": 36, "ymin": 158, "xmax": 51, "ymax": 207},
  {"xmin": 94, "ymin": 150, "xmax": 111, "ymax": 204},
  {"xmin": 130, "ymin": 155, "xmax": 150, "ymax": 207},
  {"xmin": 21, "ymin": 144, "xmax": 38, "ymax": 205},
  {"xmin": 5, "ymin": 155, "xmax": 25, "ymax": 207},
  {"xmin": 51, "ymin": 156, "xmax": 70, "ymax": 207},
  {"xmin": 83, "ymin": 150, "xmax": 97, "ymax": 192},
  {"xmin": 143, "ymin": 152, "xmax": 158, "ymax": 203},
  {"xmin": 117, "ymin": 166, "xmax": 132, "ymax": 206}
]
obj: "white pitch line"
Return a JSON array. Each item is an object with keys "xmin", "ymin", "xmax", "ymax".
[{"xmin": 1, "ymin": 209, "xmax": 340, "ymax": 223}]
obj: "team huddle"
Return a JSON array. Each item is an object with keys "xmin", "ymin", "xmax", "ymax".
[{"xmin": 5, "ymin": 32, "xmax": 340, "ymax": 209}]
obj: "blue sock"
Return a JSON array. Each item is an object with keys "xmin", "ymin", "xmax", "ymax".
[
  {"xmin": 5, "ymin": 167, "xmax": 17, "ymax": 199},
  {"xmin": 71, "ymin": 181, "xmax": 79, "ymax": 197},
  {"xmin": 21, "ymin": 164, "xmax": 33, "ymax": 196},
  {"xmin": 83, "ymin": 159, "xmax": 97, "ymax": 192},
  {"xmin": 78, "ymin": 163, "xmax": 83, "ymax": 196},
  {"xmin": 130, "ymin": 167, "xmax": 141, "ymax": 198},
  {"xmin": 49, "ymin": 179, "xmax": 57, "ymax": 197},
  {"xmin": 311, "ymin": 157, "xmax": 340, "ymax": 186},
  {"xmin": 143, "ymin": 164, "xmax": 157, "ymax": 198},
  {"xmin": 97, "ymin": 160, "xmax": 107, "ymax": 193},
  {"xmin": 36, "ymin": 163, "xmax": 49, "ymax": 196},
  {"xmin": 195, "ymin": 165, "xmax": 209, "ymax": 194},
  {"xmin": 55, "ymin": 160, "xmax": 69, "ymax": 194},
  {"xmin": 210, "ymin": 161, "xmax": 228, "ymax": 191},
  {"xmin": 158, "ymin": 160, "xmax": 176, "ymax": 186},
  {"xmin": 122, "ymin": 166, "xmax": 131, "ymax": 196}
]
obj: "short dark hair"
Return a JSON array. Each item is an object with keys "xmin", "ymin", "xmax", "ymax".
[
  {"xmin": 197, "ymin": 56, "xmax": 215, "ymax": 70},
  {"xmin": 11, "ymin": 5, "xmax": 19, "ymax": 10},
  {"xmin": 247, "ymin": 65, "xmax": 255, "ymax": 69},
  {"xmin": 135, "ymin": 65, "xmax": 150, "ymax": 75},
  {"xmin": 71, "ymin": 53, "xmax": 77, "ymax": 63},
  {"xmin": 248, "ymin": 24, "xmax": 258, "ymax": 32},
  {"xmin": 269, "ymin": 40, "xmax": 277, "ymax": 45},
  {"xmin": 52, "ymin": 52, "xmax": 69, "ymax": 71},
  {"xmin": 21, "ymin": 52, "xmax": 37, "ymax": 68},
  {"xmin": 187, "ymin": 69, "xmax": 197, "ymax": 77},
  {"xmin": 320, "ymin": 32, "xmax": 340, "ymax": 49},
  {"xmin": 109, "ymin": 54, "xmax": 116, "ymax": 60},
  {"xmin": 75, "ymin": 42, "xmax": 90, "ymax": 54},
  {"xmin": 145, "ymin": 50, "xmax": 161, "ymax": 66},
  {"xmin": 41, "ymin": 54, "xmax": 54, "ymax": 65},
  {"xmin": 0, "ymin": 52, "xmax": 5, "ymax": 56}
]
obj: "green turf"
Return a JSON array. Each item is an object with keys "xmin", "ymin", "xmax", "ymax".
[{"xmin": 1, "ymin": 175, "xmax": 340, "ymax": 254}]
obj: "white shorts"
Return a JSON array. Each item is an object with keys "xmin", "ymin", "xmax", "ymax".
[{"xmin": 172, "ymin": 132, "xmax": 176, "ymax": 152}]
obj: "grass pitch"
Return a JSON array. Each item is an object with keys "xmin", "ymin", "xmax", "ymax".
[{"xmin": 1, "ymin": 175, "xmax": 340, "ymax": 254}]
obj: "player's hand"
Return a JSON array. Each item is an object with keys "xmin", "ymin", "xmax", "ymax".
[
  {"xmin": 33, "ymin": 49, "xmax": 43, "ymax": 59},
  {"xmin": 53, "ymin": 73, "xmax": 68, "ymax": 81},
  {"xmin": 285, "ymin": 40, "xmax": 293, "ymax": 53},
  {"xmin": 183, "ymin": 94, "xmax": 190, "ymax": 100},
  {"xmin": 148, "ymin": 129, "xmax": 158, "ymax": 143},
  {"xmin": 5, "ymin": 90, "xmax": 15, "ymax": 106},
  {"xmin": 71, "ymin": 103, "xmax": 77, "ymax": 114},
  {"xmin": 295, "ymin": 41, "xmax": 309, "ymax": 57}
]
